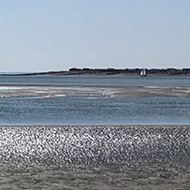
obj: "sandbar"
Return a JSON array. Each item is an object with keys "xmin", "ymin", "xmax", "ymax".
[{"xmin": 0, "ymin": 85, "xmax": 190, "ymax": 98}]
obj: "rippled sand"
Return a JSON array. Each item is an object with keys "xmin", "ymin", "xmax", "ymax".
[{"xmin": 1, "ymin": 166, "xmax": 190, "ymax": 190}]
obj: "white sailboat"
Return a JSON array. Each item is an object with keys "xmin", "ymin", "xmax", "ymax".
[{"xmin": 140, "ymin": 68, "xmax": 147, "ymax": 77}]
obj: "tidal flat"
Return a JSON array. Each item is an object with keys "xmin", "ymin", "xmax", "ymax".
[
  {"xmin": 0, "ymin": 76, "xmax": 190, "ymax": 188},
  {"xmin": 0, "ymin": 85, "xmax": 190, "ymax": 98},
  {"xmin": 1, "ymin": 125, "xmax": 190, "ymax": 189}
]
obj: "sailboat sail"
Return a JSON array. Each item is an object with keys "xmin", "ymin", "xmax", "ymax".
[{"xmin": 140, "ymin": 68, "xmax": 146, "ymax": 76}]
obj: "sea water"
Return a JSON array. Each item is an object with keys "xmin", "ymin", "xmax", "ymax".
[
  {"xmin": 0, "ymin": 96, "xmax": 190, "ymax": 125},
  {"xmin": 0, "ymin": 75, "xmax": 190, "ymax": 125},
  {"xmin": 1, "ymin": 76, "xmax": 190, "ymax": 189},
  {"xmin": 0, "ymin": 75, "xmax": 190, "ymax": 87}
]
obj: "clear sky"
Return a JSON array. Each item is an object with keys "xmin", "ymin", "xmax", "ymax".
[{"xmin": 0, "ymin": 0, "xmax": 190, "ymax": 72}]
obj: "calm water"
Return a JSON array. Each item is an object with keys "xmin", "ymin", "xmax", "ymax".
[
  {"xmin": 0, "ymin": 75, "xmax": 190, "ymax": 87},
  {"xmin": 0, "ymin": 96, "xmax": 190, "ymax": 125},
  {"xmin": 0, "ymin": 75, "xmax": 190, "ymax": 125}
]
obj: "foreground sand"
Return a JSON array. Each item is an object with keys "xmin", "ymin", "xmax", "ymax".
[
  {"xmin": 1, "ymin": 125, "xmax": 190, "ymax": 189},
  {"xmin": 1, "ymin": 165, "xmax": 190, "ymax": 190}
]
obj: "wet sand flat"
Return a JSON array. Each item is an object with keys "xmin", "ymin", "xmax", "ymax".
[
  {"xmin": 0, "ymin": 85, "xmax": 190, "ymax": 98},
  {"xmin": 1, "ymin": 166, "xmax": 190, "ymax": 190},
  {"xmin": 1, "ymin": 125, "xmax": 190, "ymax": 189}
]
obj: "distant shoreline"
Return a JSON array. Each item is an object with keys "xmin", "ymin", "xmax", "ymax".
[{"xmin": 1, "ymin": 68, "xmax": 190, "ymax": 76}]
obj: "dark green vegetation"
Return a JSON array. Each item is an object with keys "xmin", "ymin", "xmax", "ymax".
[{"xmin": 1, "ymin": 68, "xmax": 190, "ymax": 76}]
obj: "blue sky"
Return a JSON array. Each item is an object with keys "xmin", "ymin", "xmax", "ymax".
[{"xmin": 0, "ymin": 0, "xmax": 190, "ymax": 72}]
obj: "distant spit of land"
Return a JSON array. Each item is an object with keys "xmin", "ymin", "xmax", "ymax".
[{"xmin": 1, "ymin": 68, "xmax": 190, "ymax": 76}]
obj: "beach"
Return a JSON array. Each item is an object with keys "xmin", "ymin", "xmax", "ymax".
[
  {"xmin": 1, "ymin": 164, "xmax": 190, "ymax": 190},
  {"xmin": 1, "ymin": 0, "xmax": 190, "ymax": 188},
  {"xmin": 1, "ymin": 125, "xmax": 190, "ymax": 189}
]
